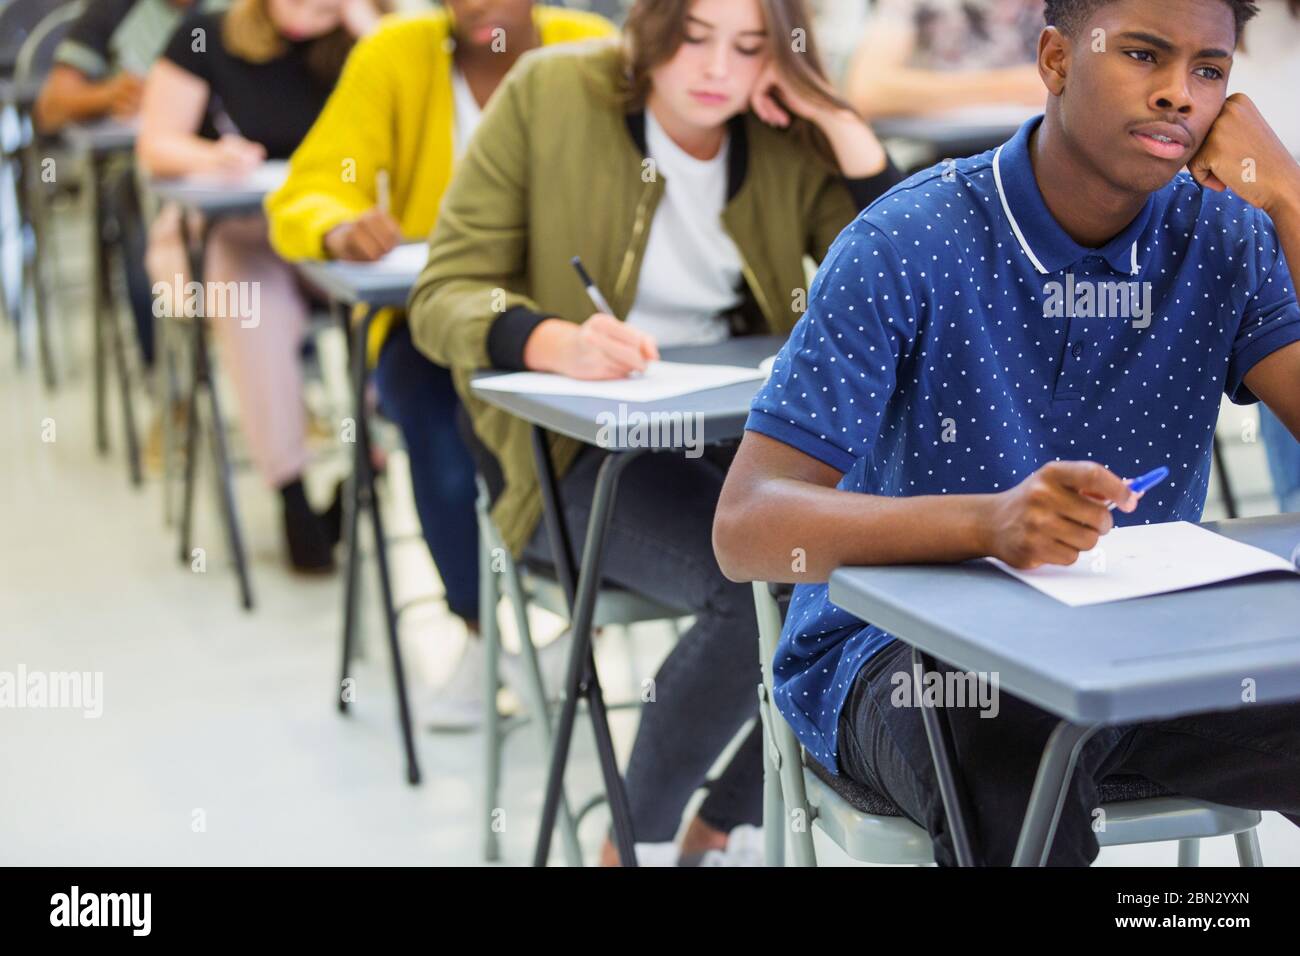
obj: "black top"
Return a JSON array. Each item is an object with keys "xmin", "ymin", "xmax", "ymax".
[
  {"xmin": 58, "ymin": 0, "xmax": 140, "ymax": 76},
  {"xmin": 162, "ymin": 11, "xmax": 334, "ymax": 159}
]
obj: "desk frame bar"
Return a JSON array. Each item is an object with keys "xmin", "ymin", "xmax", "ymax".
[
  {"xmin": 87, "ymin": 150, "xmax": 142, "ymax": 483},
  {"xmin": 1012, "ymin": 720, "xmax": 1099, "ymax": 866},
  {"xmin": 335, "ymin": 303, "xmax": 420, "ymax": 786},
  {"xmin": 175, "ymin": 214, "xmax": 253, "ymax": 610},
  {"xmin": 530, "ymin": 430, "xmax": 641, "ymax": 867},
  {"xmin": 913, "ymin": 648, "xmax": 981, "ymax": 866}
]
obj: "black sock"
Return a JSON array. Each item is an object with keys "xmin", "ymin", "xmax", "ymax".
[{"xmin": 279, "ymin": 478, "xmax": 334, "ymax": 572}]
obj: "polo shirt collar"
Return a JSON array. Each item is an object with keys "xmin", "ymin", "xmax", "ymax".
[{"xmin": 992, "ymin": 116, "xmax": 1153, "ymax": 278}]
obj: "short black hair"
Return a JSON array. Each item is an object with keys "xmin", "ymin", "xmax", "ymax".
[{"xmin": 1044, "ymin": 0, "xmax": 1259, "ymax": 39}]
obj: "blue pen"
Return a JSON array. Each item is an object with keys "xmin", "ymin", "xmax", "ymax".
[{"xmin": 1108, "ymin": 465, "xmax": 1169, "ymax": 511}]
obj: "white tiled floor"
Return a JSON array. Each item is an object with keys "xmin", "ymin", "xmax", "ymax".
[{"xmin": 2, "ymin": 191, "xmax": 1298, "ymax": 867}]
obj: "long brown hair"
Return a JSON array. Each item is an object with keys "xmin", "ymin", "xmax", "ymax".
[
  {"xmin": 223, "ymin": 0, "xmax": 390, "ymax": 85},
  {"xmin": 621, "ymin": 0, "xmax": 853, "ymax": 170}
]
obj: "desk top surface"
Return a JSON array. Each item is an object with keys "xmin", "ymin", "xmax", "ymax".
[
  {"xmin": 0, "ymin": 77, "xmax": 39, "ymax": 107},
  {"xmin": 148, "ymin": 160, "xmax": 287, "ymax": 214},
  {"xmin": 828, "ymin": 513, "xmax": 1300, "ymax": 724},
  {"xmin": 63, "ymin": 119, "xmax": 137, "ymax": 153},
  {"xmin": 470, "ymin": 336, "xmax": 781, "ymax": 448},
  {"xmin": 294, "ymin": 244, "xmax": 426, "ymax": 309},
  {"xmin": 873, "ymin": 106, "xmax": 1038, "ymax": 151}
]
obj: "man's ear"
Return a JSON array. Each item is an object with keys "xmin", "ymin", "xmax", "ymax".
[{"xmin": 1038, "ymin": 26, "xmax": 1069, "ymax": 97}]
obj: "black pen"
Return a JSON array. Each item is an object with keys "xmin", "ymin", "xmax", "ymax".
[{"xmin": 571, "ymin": 256, "xmax": 616, "ymax": 317}]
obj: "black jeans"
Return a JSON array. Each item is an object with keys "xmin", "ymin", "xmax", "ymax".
[
  {"xmin": 837, "ymin": 639, "xmax": 1300, "ymax": 865},
  {"xmin": 523, "ymin": 443, "xmax": 763, "ymax": 842}
]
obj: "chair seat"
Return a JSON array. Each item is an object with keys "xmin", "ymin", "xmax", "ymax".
[{"xmin": 804, "ymin": 753, "xmax": 1173, "ymax": 818}]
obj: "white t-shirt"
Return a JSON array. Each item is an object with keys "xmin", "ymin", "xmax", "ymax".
[
  {"xmin": 452, "ymin": 67, "xmax": 484, "ymax": 159},
  {"xmin": 624, "ymin": 108, "xmax": 742, "ymax": 348},
  {"xmin": 1230, "ymin": 4, "xmax": 1300, "ymax": 158}
]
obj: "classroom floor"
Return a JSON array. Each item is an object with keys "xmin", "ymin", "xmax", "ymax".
[{"xmin": 3, "ymin": 187, "xmax": 1299, "ymax": 867}]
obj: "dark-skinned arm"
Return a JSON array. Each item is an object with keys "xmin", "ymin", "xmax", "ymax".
[
  {"xmin": 1191, "ymin": 93, "xmax": 1300, "ymax": 438},
  {"xmin": 713, "ymin": 432, "xmax": 1137, "ymax": 584}
]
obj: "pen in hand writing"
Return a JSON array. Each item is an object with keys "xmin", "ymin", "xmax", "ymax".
[
  {"xmin": 1107, "ymin": 466, "xmax": 1169, "ymax": 511},
  {"xmin": 571, "ymin": 256, "xmax": 616, "ymax": 317}
]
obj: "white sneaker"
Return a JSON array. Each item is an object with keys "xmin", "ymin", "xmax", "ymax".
[
  {"xmin": 695, "ymin": 825, "xmax": 766, "ymax": 867},
  {"xmin": 418, "ymin": 638, "xmax": 486, "ymax": 731},
  {"xmin": 499, "ymin": 629, "xmax": 576, "ymax": 706},
  {"xmin": 630, "ymin": 841, "xmax": 681, "ymax": 867}
]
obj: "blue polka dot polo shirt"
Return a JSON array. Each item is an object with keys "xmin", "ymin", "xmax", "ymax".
[{"xmin": 746, "ymin": 116, "xmax": 1300, "ymax": 774}]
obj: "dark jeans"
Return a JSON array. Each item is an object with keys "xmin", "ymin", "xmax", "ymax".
[
  {"xmin": 1259, "ymin": 405, "xmax": 1300, "ymax": 513},
  {"xmin": 837, "ymin": 639, "xmax": 1300, "ymax": 866},
  {"xmin": 373, "ymin": 321, "xmax": 479, "ymax": 621},
  {"xmin": 523, "ymin": 443, "xmax": 763, "ymax": 842},
  {"xmin": 104, "ymin": 168, "xmax": 155, "ymax": 368}
]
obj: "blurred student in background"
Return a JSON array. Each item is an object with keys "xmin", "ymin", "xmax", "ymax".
[
  {"xmin": 266, "ymin": 1, "xmax": 616, "ymax": 726},
  {"xmin": 35, "ymin": 0, "xmax": 219, "ymax": 393},
  {"xmin": 845, "ymin": 0, "xmax": 1045, "ymax": 118},
  {"xmin": 1231, "ymin": 0, "xmax": 1300, "ymax": 513},
  {"xmin": 135, "ymin": 0, "xmax": 385, "ymax": 572},
  {"xmin": 408, "ymin": 0, "xmax": 899, "ymax": 864}
]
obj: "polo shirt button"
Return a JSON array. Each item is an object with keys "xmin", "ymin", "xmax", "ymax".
[{"xmin": 1071, "ymin": 341, "xmax": 1084, "ymax": 359}]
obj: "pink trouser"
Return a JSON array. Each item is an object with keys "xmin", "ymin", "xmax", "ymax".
[{"xmin": 147, "ymin": 207, "xmax": 310, "ymax": 489}]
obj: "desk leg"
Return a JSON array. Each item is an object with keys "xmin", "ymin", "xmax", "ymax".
[
  {"xmin": 176, "ymin": 215, "xmax": 253, "ymax": 610},
  {"xmin": 338, "ymin": 306, "xmax": 420, "ymax": 786},
  {"xmin": 18, "ymin": 132, "xmax": 56, "ymax": 390},
  {"xmin": 337, "ymin": 303, "xmax": 370, "ymax": 714},
  {"xmin": 89, "ymin": 155, "xmax": 108, "ymax": 455},
  {"xmin": 102, "ymin": 223, "xmax": 142, "ymax": 487},
  {"xmin": 531, "ymin": 434, "xmax": 642, "ymax": 867},
  {"xmin": 913, "ymin": 648, "xmax": 981, "ymax": 866},
  {"xmin": 1011, "ymin": 720, "xmax": 1099, "ymax": 867},
  {"xmin": 199, "ymin": 315, "xmax": 253, "ymax": 610}
]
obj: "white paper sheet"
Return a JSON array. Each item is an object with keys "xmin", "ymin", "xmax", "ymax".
[
  {"xmin": 348, "ymin": 240, "xmax": 428, "ymax": 274},
  {"xmin": 187, "ymin": 160, "xmax": 289, "ymax": 192},
  {"xmin": 987, "ymin": 521, "xmax": 1298, "ymax": 607},
  {"xmin": 471, "ymin": 361, "xmax": 767, "ymax": 403}
]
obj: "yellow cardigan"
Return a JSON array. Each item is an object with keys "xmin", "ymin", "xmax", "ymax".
[{"xmin": 264, "ymin": 7, "xmax": 616, "ymax": 358}]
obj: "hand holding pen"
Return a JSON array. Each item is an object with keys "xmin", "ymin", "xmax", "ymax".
[{"xmin": 519, "ymin": 258, "xmax": 659, "ymax": 379}]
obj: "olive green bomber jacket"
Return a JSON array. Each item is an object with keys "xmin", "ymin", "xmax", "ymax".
[{"xmin": 407, "ymin": 39, "xmax": 888, "ymax": 556}]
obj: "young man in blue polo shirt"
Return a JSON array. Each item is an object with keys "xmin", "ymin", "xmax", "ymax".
[{"xmin": 715, "ymin": 0, "xmax": 1300, "ymax": 865}]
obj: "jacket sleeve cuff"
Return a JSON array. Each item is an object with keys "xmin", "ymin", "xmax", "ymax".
[
  {"xmin": 487, "ymin": 306, "xmax": 554, "ymax": 370},
  {"xmin": 843, "ymin": 158, "xmax": 904, "ymax": 211}
]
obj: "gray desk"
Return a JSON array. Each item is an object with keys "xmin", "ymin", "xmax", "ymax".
[
  {"xmin": 149, "ymin": 164, "xmax": 290, "ymax": 613},
  {"xmin": 471, "ymin": 334, "xmax": 781, "ymax": 866},
  {"xmin": 874, "ymin": 109, "xmax": 1036, "ymax": 170},
  {"xmin": 63, "ymin": 118, "xmax": 138, "ymax": 156},
  {"xmin": 149, "ymin": 161, "xmax": 287, "ymax": 218},
  {"xmin": 295, "ymin": 252, "xmax": 420, "ymax": 310},
  {"xmin": 295, "ymin": 251, "xmax": 425, "ymax": 787},
  {"xmin": 828, "ymin": 512, "xmax": 1300, "ymax": 865},
  {"xmin": 474, "ymin": 335, "xmax": 778, "ymax": 448},
  {"xmin": 0, "ymin": 77, "xmax": 40, "ymax": 108}
]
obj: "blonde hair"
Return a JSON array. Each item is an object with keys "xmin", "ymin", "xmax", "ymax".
[
  {"xmin": 222, "ymin": 0, "xmax": 391, "ymax": 82},
  {"xmin": 222, "ymin": 0, "xmax": 285, "ymax": 64}
]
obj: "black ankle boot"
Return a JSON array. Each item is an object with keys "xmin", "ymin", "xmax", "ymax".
[{"xmin": 280, "ymin": 479, "xmax": 335, "ymax": 573}]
